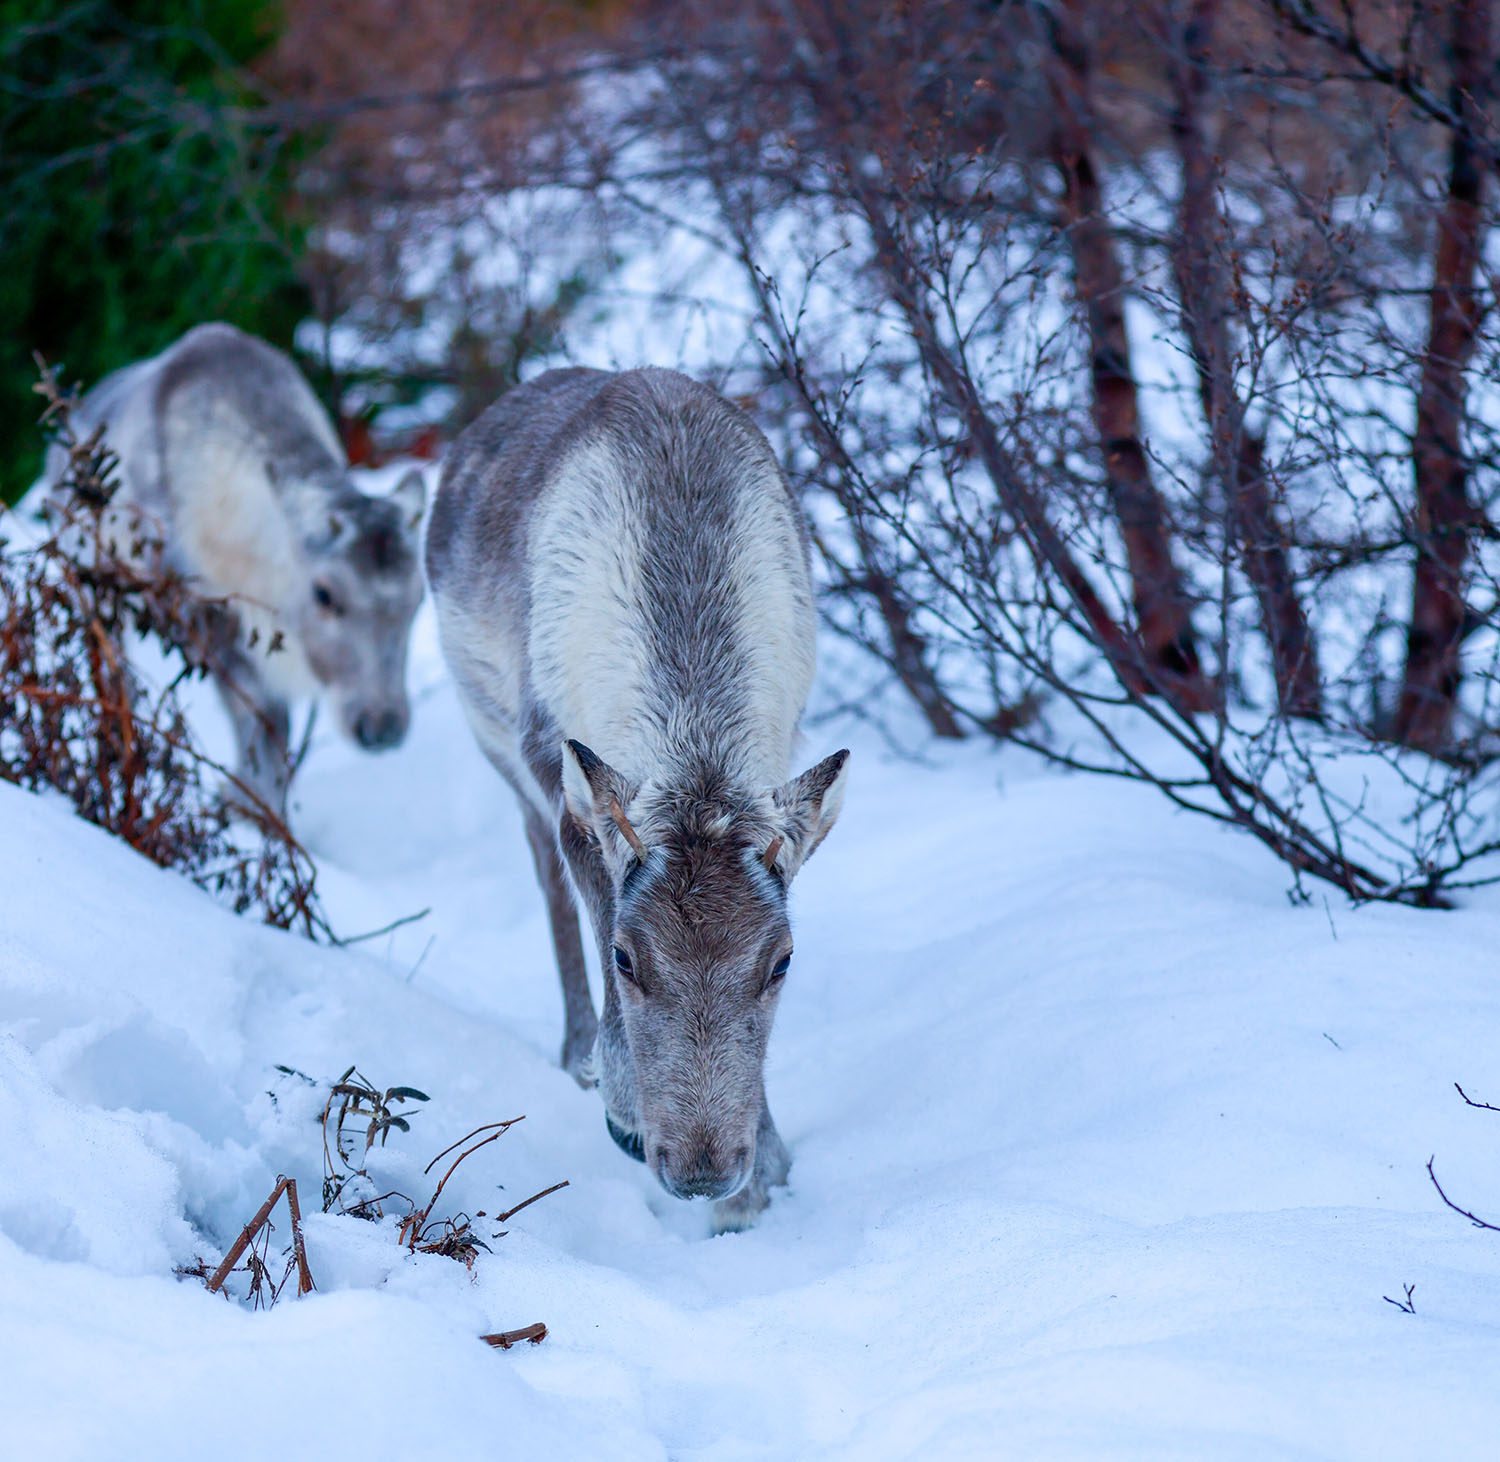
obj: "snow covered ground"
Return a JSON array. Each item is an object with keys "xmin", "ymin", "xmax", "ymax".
[{"xmin": 4, "ymin": 589, "xmax": 1500, "ymax": 1459}]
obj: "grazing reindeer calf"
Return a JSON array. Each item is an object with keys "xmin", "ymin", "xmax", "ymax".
[
  {"xmin": 47, "ymin": 323, "xmax": 426, "ymax": 806},
  {"xmin": 427, "ymin": 367, "xmax": 849, "ymax": 1231}
]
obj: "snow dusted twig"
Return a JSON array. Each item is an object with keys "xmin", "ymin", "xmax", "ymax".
[{"xmin": 1427, "ymin": 1157, "xmax": 1500, "ymax": 1233}]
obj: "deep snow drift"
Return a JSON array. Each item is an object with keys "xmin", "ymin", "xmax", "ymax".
[{"xmin": 3, "ymin": 595, "xmax": 1500, "ymax": 1460}]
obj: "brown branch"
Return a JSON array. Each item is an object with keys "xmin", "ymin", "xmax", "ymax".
[{"xmin": 481, "ymin": 1323, "xmax": 548, "ymax": 1349}]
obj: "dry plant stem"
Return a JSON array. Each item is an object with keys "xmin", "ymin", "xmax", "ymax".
[
  {"xmin": 1383, "ymin": 1283, "xmax": 1417, "ymax": 1313},
  {"xmin": 481, "ymin": 1323, "xmax": 547, "ymax": 1348},
  {"xmin": 206, "ymin": 1176, "xmax": 316, "ymax": 1295},
  {"xmin": 414, "ymin": 1125, "xmax": 515, "ymax": 1232},
  {"xmin": 422, "ymin": 1118, "xmax": 522, "ymax": 1177},
  {"xmin": 282, "ymin": 1177, "xmax": 315, "ymax": 1296}
]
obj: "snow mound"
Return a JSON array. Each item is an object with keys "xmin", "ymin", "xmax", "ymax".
[{"xmin": 3, "ymin": 605, "xmax": 1500, "ymax": 1458}]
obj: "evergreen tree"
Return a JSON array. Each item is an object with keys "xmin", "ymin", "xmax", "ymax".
[{"xmin": 0, "ymin": 1, "xmax": 308, "ymax": 502}]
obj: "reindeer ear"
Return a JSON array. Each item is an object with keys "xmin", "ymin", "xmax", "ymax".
[
  {"xmin": 390, "ymin": 468, "xmax": 426, "ymax": 531},
  {"xmin": 563, "ymin": 740, "xmax": 646, "ymax": 867},
  {"xmin": 765, "ymin": 749, "xmax": 850, "ymax": 881}
]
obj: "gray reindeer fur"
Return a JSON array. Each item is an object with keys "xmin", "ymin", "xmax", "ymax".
[
  {"xmin": 49, "ymin": 323, "xmax": 426, "ymax": 806},
  {"xmin": 427, "ymin": 367, "xmax": 849, "ymax": 1231}
]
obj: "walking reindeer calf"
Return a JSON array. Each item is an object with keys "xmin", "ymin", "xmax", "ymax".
[
  {"xmin": 427, "ymin": 367, "xmax": 849, "ymax": 1231},
  {"xmin": 48, "ymin": 323, "xmax": 426, "ymax": 807}
]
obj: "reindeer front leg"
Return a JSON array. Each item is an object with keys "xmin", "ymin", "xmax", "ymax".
[
  {"xmin": 522, "ymin": 806, "xmax": 597, "ymax": 1084},
  {"xmin": 712, "ymin": 1092, "xmax": 790, "ymax": 1234},
  {"xmin": 559, "ymin": 807, "xmax": 639, "ymax": 1124}
]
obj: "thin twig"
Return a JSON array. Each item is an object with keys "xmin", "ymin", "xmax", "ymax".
[
  {"xmin": 494, "ymin": 1180, "xmax": 571, "ymax": 1225},
  {"xmin": 1456, "ymin": 1083, "xmax": 1500, "ymax": 1113},
  {"xmin": 423, "ymin": 1119, "xmax": 523, "ymax": 1176},
  {"xmin": 1428, "ymin": 1156, "xmax": 1500, "ymax": 1232},
  {"xmin": 335, "ymin": 906, "xmax": 432, "ymax": 947}
]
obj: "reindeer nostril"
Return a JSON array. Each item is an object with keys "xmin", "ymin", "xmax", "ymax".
[{"xmin": 354, "ymin": 708, "xmax": 405, "ymax": 751}]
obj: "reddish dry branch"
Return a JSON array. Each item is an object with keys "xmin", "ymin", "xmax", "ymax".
[
  {"xmin": 207, "ymin": 1178, "xmax": 289, "ymax": 1294},
  {"xmin": 481, "ymin": 1323, "xmax": 548, "ymax": 1349},
  {"xmin": 1, "ymin": 363, "xmax": 329, "ymax": 938},
  {"xmin": 205, "ymin": 1176, "xmax": 316, "ymax": 1297},
  {"xmin": 282, "ymin": 1177, "xmax": 316, "ymax": 1296},
  {"xmin": 1394, "ymin": 0, "xmax": 1492, "ymax": 751},
  {"xmin": 401, "ymin": 1117, "xmax": 569, "ymax": 1258}
]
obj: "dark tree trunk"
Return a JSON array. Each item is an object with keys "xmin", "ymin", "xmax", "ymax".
[
  {"xmin": 1046, "ymin": 1, "xmax": 1211, "ymax": 711},
  {"xmin": 1166, "ymin": 0, "xmax": 1321, "ymax": 720},
  {"xmin": 1393, "ymin": 0, "xmax": 1491, "ymax": 752}
]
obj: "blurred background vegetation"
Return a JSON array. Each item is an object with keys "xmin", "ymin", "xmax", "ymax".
[
  {"xmin": 0, "ymin": 1, "xmax": 308, "ymax": 503},
  {"xmin": 0, "ymin": 0, "xmax": 600, "ymax": 504},
  {"xmin": 9, "ymin": 0, "xmax": 1500, "ymax": 902}
]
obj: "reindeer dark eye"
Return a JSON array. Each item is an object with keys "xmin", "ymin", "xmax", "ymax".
[
  {"xmin": 312, "ymin": 582, "xmax": 338, "ymax": 613},
  {"xmin": 763, "ymin": 952, "xmax": 791, "ymax": 995},
  {"xmin": 612, "ymin": 945, "xmax": 635, "ymax": 981}
]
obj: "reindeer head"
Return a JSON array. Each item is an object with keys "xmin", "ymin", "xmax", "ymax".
[
  {"xmin": 563, "ymin": 740, "xmax": 849, "ymax": 1202},
  {"xmin": 296, "ymin": 470, "xmax": 426, "ymax": 751}
]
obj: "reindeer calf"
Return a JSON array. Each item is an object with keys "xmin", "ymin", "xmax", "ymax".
[{"xmin": 427, "ymin": 367, "xmax": 848, "ymax": 1231}]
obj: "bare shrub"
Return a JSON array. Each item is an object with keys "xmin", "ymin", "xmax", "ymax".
[
  {"xmin": 520, "ymin": 0, "xmax": 1500, "ymax": 907},
  {"xmin": 206, "ymin": 1, "xmax": 1500, "ymax": 906},
  {"xmin": 0, "ymin": 363, "xmax": 328, "ymax": 935},
  {"xmin": 311, "ymin": 1062, "xmax": 569, "ymax": 1272}
]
